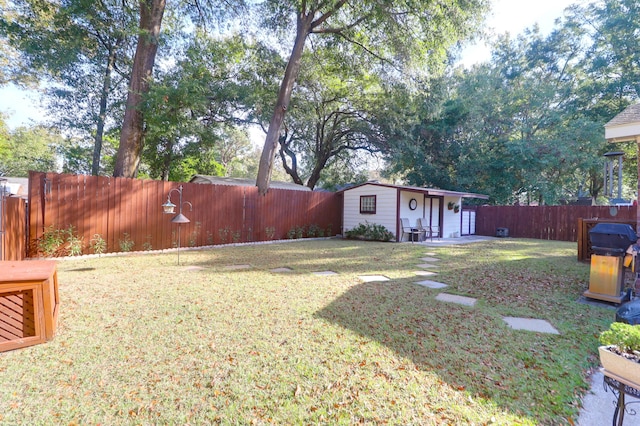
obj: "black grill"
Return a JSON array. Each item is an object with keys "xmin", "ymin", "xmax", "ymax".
[{"xmin": 589, "ymin": 223, "xmax": 637, "ymax": 256}]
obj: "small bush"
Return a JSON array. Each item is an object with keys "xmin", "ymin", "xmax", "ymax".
[
  {"xmin": 287, "ymin": 226, "xmax": 305, "ymax": 239},
  {"xmin": 307, "ymin": 224, "xmax": 324, "ymax": 238},
  {"xmin": 600, "ymin": 322, "xmax": 640, "ymax": 353},
  {"xmin": 89, "ymin": 233, "xmax": 107, "ymax": 255},
  {"xmin": 344, "ymin": 222, "xmax": 394, "ymax": 242},
  {"xmin": 38, "ymin": 225, "xmax": 84, "ymax": 257},
  {"xmin": 118, "ymin": 233, "xmax": 135, "ymax": 252}
]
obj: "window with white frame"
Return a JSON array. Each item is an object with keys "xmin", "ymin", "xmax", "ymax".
[{"xmin": 360, "ymin": 195, "xmax": 376, "ymax": 214}]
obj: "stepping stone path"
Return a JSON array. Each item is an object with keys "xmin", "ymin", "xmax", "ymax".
[
  {"xmin": 224, "ymin": 264, "xmax": 252, "ymax": 270},
  {"xmin": 184, "ymin": 266, "xmax": 205, "ymax": 271},
  {"xmin": 412, "ymin": 252, "xmax": 560, "ymax": 335},
  {"xmin": 358, "ymin": 275, "xmax": 390, "ymax": 282},
  {"xmin": 436, "ymin": 293, "xmax": 477, "ymax": 307},
  {"xmin": 415, "ymin": 280, "xmax": 448, "ymax": 289},
  {"xmin": 313, "ymin": 271, "xmax": 338, "ymax": 276},
  {"xmin": 271, "ymin": 267, "xmax": 293, "ymax": 273},
  {"xmin": 416, "ymin": 263, "xmax": 439, "ymax": 269},
  {"xmin": 414, "ymin": 270, "xmax": 438, "ymax": 276},
  {"xmin": 503, "ymin": 317, "xmax": 559, "ymax": 334}
]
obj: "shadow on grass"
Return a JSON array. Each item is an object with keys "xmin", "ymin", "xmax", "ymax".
[{"xmin": 314, "ymin": 280, "xmax": 572, "ymax": 422}]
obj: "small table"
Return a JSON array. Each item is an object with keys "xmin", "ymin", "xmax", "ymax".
[
  {"xmin": 603, "ymin": 369, "xmax": 640, "ymax": 425},
  {"xmin": 0, "ymin": 261, "xmax": 59, "ymax": 352}
]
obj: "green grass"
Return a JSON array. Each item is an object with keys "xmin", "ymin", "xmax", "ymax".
[{"xmin": 0, "ymin": 239, "xmax": 612, "ymax": 425}]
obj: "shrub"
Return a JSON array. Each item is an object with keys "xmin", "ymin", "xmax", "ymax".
[
  {"xmin": 600, "ymin": 322, "xmax": 640, "ymax": 354},
  {"xmin": 287, "ymin": 226, "xmax": 305, "ymax": 239},
  {"xmin": 118, "ymin": 233, "xmax": 135, "ymax": 252},
  {"xmin": 38, "ymin": 225, "xmax": 84, "ymax": 257},
  {"xmin": 344, "ymin": 222, "xmax": 394, "ymax": 242},
  {"xmin": 37, "ymin": 225, "xmax": 66, "ymax": 257},
  {"xmin": 307, "ymin": 224, "xmax": 324, "ymax": 238},
  {"xmin": 89, "ymin": 233, "xmax": 107, "ymax": 255}
]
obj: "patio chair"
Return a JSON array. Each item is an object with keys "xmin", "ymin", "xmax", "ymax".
[
  {"xmin": 400, "ymin": 218, "xmax": 418, "ymax": 242},
  {"xmin": 416, "ymin": 218, "xmax": 433, "ymax": 241}
]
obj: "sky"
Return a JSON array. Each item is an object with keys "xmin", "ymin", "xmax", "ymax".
[{"xmin": 0, "ymin": 0, "xmax": 578, "ymax": 130}]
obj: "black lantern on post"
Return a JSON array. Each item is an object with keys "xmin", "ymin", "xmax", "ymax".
[{"xmin": 162, "ymin": 185, "xmax": 192, "ymax": 264}]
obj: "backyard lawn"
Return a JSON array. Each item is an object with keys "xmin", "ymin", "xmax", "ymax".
[{"xmin": 0, "ymin": 238, "xmax": 613, "ymax": 425}]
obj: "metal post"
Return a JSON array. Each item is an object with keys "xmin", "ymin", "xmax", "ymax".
[{"xmin": 618, "ymin": 155, "xmax": 623, "ymax": 199}]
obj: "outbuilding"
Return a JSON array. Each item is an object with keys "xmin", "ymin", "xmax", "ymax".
[{"xmin": 338, "ymin": 182, "xmax": 488, "ymax": 242}]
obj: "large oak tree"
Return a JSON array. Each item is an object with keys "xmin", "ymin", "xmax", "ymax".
[{"xmin": 254, "ymin": 0, "xmax": 489, "ymax": 195}]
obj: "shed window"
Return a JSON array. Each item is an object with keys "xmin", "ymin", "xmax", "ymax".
[{"xmin": 360, "ymin": 195, "xmax": 376, "ymax": 214}]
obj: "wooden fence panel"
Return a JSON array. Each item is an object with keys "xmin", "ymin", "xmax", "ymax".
[
  {"xmin": 26, "ymin": 173, "xmax": 343, "ymax": 257},
  {"xmin": 1, "ymin": 197, "xmax": 27, "ymax": 261},
  {"xmin": 475, "ymin": 205, "xmax": 636, "ymax": 242}
]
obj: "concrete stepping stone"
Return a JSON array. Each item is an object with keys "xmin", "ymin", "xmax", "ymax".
[
  {"xmin": 420, "ymin": 257, "xmax": 440, "ymax": 262},
  {"xmin": 415, "ymin": 280, "xmax": 448, "ymax": 289},
  {"xmin": 184, "ymin": 266, "xmax": 205, "ymax": 271},
  {"xmin": 424, "ymin": 252, "xmax": 437, "ymax": 256},
  {"xmin": 313, "ymin": 271, "xmax": 338, "ymax": 276},
  {"xmin": 414, "ymin": 270, "xmax": 438, "ymax": 277},
  {"xmin": 436, "ymin": 293, "xmax": 477, "ymax": 307},
  {"xmin": 224, "ymin": 264, "xmax": 252, "ymax": 270},
  {"xmin": 271, "ymin": 267, "xmax": 293, "ymax": 273},
  {"xmin": 503, "ymin": 317, "xmax": 559, "ymax": 334},
  {"xmin": 416, "ymin": 263, "xmax": 439, "ymax": 269},
  {"xmin": 358, "ymin": 275, "xmax": 390, "ymax": 282}
]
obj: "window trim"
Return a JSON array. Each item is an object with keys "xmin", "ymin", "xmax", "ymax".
[{"xmin": 359, "ymin": 195, "xmax": 377, "ymax": 214}]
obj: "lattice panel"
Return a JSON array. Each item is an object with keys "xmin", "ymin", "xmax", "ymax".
[{"xmin": 0, "ymin": 289, "xmax": 36, "ymax": 341}]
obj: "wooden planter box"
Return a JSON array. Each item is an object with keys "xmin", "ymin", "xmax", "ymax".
[{"xmin": 0, "ymin": 261, "xmax": 59, "ymax": 352}]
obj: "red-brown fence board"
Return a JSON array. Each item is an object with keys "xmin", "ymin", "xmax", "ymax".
[
  {"xmin": 1, "ymin": 197, "xmax": 27, "ymax": 261},
  {"xmin": 26, "ymin": 172, "xmax": 343, "ymax": 257}
]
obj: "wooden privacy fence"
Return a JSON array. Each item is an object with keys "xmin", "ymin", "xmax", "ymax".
[
  {"xmin": 475, "ymin": 205, "xmax": 636, "ymax": 242},
  {"xmin": 0, "ymin": 196, "xmax": 27, "ymax": 261},
  {"xmin": 28, "ymin": 172, "xmax": 343, "ymax": 257}
]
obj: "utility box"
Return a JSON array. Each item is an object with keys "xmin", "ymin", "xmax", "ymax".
[{"xmin": 496, "ymin": 227, "xmax": 509, "ymax": 238}]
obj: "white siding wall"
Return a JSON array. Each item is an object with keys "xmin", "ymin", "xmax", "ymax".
[
  {"xmin": 442, "ymin": 196, "xmax": 463, "ymax": 238},
  {"xmin": 343, "ymin": 185, "xmax": 398, "ymax": 238}
]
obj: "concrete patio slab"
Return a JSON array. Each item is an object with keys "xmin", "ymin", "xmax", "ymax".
[
  {"xmin": 577, "ymin": 370, "xmax": 624, "ymax": 425},
  {"xmin": 415, "ymin": 280, "xmax": 448, "ymax": 289},
  {"xmin": 420, "ymin": 236, "xmax": 496, "ymax": 246},
  {"xmin": 420, "ymin": 257, "xmax": 440, "ymax": 262},
  {"xmin": 224, "ymin": 264, "xmax": 251, "ymax": 270},
  {"xmin": 416, "ymin": 263, "xmax": 439, "ymax": 269},
  {"xmin": 503, "ymin": 317, "xmax": 559, "ymax": 334},
  {"xmin": 414, "ymin": 270, "xmax": 438, "ymax": 276},
  {"xmin": 271, "ymin": 267, "xmax": 293, "ymax": 273},
  {"xmin": 436, "ymin": 293, "xmax": 477, "ymax": 306},
  {"xmin": 358, "ymin": 275, "xmax": 390, "ymax": 282},
  {"xmin": 313, "ymin": 271, "xmax": 338, "ymax": 276}
]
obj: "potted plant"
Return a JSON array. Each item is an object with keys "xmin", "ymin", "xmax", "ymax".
[{"xmin": 599, "ymin": 322, "xmax": 640, "ymax": 384}]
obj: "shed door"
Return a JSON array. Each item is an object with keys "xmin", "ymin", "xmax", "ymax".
[{"xmin": 461, "ymin": 209, "xmax": 476, "ymax": 236}]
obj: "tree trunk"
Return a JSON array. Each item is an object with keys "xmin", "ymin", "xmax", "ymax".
[
  {"xmin": 256, "ymin": 13, "xmax": 313, "ymax": 195},
  {"xmin": 113, "ymin": 0, "xmax": 166, "ymax": 178},
  {"xmin": 92, "ymin": 42, "xmax": 119, "ymax": 176}
]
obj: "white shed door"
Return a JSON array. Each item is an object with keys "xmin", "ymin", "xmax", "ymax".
[{"xmin": 461, "ymin": 210, "xmax": 476, "ymax": 235}]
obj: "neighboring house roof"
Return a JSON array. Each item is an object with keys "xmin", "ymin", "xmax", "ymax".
[
  {"xmin": 0, "ymin": 177, "xmax": 29, "ymax": 198},
  {"xmin": 337, "ymin": 181, "xmax": 488, "ymax": 199},
  {"xmin": 189, "ymin": 175, "xmax": 312, "ymax": 192},
  {"xmin": 604, "ymin": 103, "xmax": 640, "ymax": 143}
]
